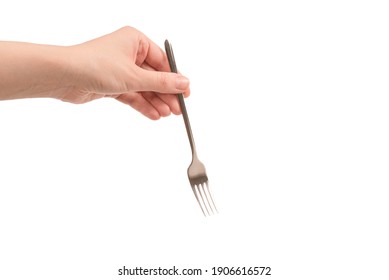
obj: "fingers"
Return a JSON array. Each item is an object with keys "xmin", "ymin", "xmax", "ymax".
[
  {"xmin": 134, "ymin": 67, "xmax": 190, "ymax": 94},
  {"xmin": 113, "ymin": 27, "xmax": 192, "ymax": 120},
  {"xmin": 138, "ymin": 62, "xmax": 191, "ymax": 98},
  {"xmin": 133, "ymin": 35, "xmax": 191, "ymax": 96},
  {"xmin": 141, "ymin": 92, "xmax": 171, "ymax": 117},
  {"xmin": 119, "ymin": 64, "xmax": 188, "ymax": 119},
  {"xmin": 116, "ymin": 93, "xmax": 160, "ymax": 120},
  {"xmin": 137, "ymin": 33, "xmax": 171, "ymax": 72},
  {"xmin": 116, "ymin": 92, "xmax": 177, "ymax": 120},
  {"xmin": 157, "ymin": 94, "xmax": 181, "ymax": 115}
]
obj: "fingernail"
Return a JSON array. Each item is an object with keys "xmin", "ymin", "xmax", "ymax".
[{"xmin": 176, "ymin": 76, "xmax": 190, "ymax": 91}]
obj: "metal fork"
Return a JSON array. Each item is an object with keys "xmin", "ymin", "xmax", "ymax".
[{"xmin": 164, "ymin": 40, "xmax": 218, "ymax": 216}]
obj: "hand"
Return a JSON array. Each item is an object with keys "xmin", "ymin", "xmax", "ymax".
[{"xmin": 58, "ymin": 26, "xmax": 190, "ymax": 120}]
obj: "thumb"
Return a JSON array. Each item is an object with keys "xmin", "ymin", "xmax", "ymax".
[{"xmin": 135, "ymin": 68, "xmax": 190, "ymax": 93}]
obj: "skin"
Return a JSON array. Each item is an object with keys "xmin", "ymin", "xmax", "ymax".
[{"xmin": 0, "ymin": 26, "xmax": 190, "ymax": 120}]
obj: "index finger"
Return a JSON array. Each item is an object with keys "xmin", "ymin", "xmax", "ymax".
[{"xmin": 139, "ymin": 34, "xmax": 171, "ymax": 72}]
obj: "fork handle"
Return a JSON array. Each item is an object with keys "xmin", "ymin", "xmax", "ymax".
[{"xmin": 164, "ymin": 40, "xmax": 197, "ymax": 157}]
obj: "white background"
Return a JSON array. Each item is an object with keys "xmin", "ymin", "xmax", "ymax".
[{"xmin": 1, "ymin": 1, "xmax": 389, "ymax": 279}]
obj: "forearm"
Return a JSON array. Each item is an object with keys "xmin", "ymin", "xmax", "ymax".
[{"xmin": 0, "ymin": 41, "xmax": 76, "ymax": 100}]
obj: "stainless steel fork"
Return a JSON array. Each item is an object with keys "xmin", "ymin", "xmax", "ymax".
[{"xmin": 164, "ymin": 40, "xmax": 218, "ymax": 216}]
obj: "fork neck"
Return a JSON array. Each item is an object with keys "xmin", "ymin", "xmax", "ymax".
[{"xmin": 178, "ymin": 93, "xmax": 198, "ymax": 158}]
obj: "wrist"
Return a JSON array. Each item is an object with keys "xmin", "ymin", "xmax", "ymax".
[{"xmin": 33, "ymin": 45, "xmax": 81, "ymax": 100}]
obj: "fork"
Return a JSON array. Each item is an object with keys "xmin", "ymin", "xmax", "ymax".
[{"xmin": 164, "ymin": 40, "xmax": 218, "ymax": 216}]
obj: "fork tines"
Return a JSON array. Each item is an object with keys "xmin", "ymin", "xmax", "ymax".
[{"xmin": 191, "ymin": 182, "xmax": 218, "ymax": 216}]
